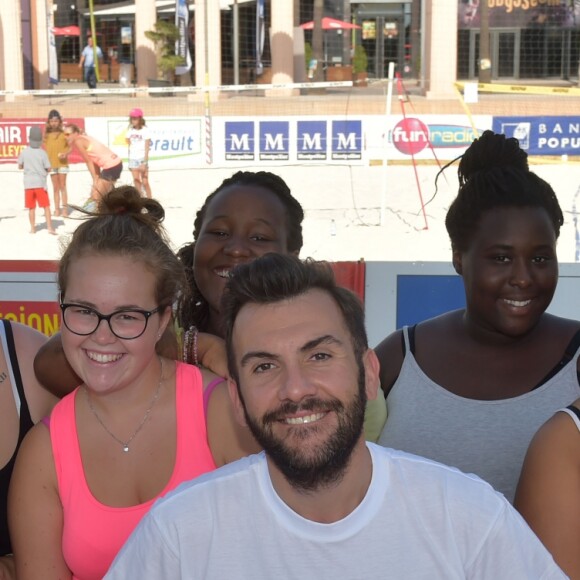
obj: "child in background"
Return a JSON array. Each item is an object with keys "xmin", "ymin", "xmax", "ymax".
[
  {"xmin": 17, "ymin": 126, "xmax": 56, "ymax": 235},
  {"xmin": 126, "ymin": 108, "xmax": 152, "ymax": 198},
  {"xmin": 43, "ymin": 110, "xmax": 70, "ymax": 217}
]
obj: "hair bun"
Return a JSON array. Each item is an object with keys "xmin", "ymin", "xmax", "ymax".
[
  {"xmin": 458, "ymin": 130, "xmax": 528, "ymax": 186},
  {"xmin": 98, "ymin": 185, "xmax": 165, "ymax": 226}
]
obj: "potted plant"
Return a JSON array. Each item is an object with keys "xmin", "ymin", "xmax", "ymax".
[
  {"xmin": 145, "ymin": 20, "xmax": 184, "ymax": 93},
  {"xmin": 352, "ymin": 45, "xmax": 368, "ymax": 87}
]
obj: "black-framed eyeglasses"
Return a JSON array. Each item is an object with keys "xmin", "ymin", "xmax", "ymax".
[{"xmin": 60, "ymin": 303, "xmax": 163, "ymax": 340}]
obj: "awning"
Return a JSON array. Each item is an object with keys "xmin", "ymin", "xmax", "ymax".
[
  {"xmin": 81, "ymin": 0, "xmax": 253, "ymax": 17},
  {"xmin": 52, "ymin": 25, "xmax": 81, "ymax": 36}
]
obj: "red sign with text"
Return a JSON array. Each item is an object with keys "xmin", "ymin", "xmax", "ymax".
[{"xmin": 0, "ymin": 119, "xmax": 86, "ymax": 164}]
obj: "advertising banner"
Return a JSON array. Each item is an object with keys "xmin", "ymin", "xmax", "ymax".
[
  {"xmin": 365, "ymin": 114, "xmax": 493, "ymax": 161},
  {"xmin": 0, "ymin": 119, "xmax": 85, "ymax": 164},
  {"xmin": 175, "ymin": 0, "xmax": 192, "ymax": 76},
  {"xmin": 493, "ymin": 116, "xmax": 580, "ymax": 155},
  {"xmin": 87, "ymin": 117, "xmax": 204, "ymax": 168},
  {"xmin": 216, "ymin": 117, "xmax": 365, "ymax": 165},
  {"xmin": 458, "ymin": 0, "xmax": 577, "ymax": 29},
  {"xmin": 0, "ymin": 261, "xmax": 60, "ymax": 336}
]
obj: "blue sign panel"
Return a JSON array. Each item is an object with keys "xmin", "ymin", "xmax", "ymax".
[
  {"xmin": 297, "ymin": 120, "xmax": 327, "ymax": 160},
  {"xmin": 493, "ymin": 116, "xmax": 580, "ymax": 156},
  {"xmin": 331, "ymin": 120, "xmax": 362, "ymax": 160},
  {"xmin": 259, "ymin": 121, "xmax": 289, "ymax": 161},
  {"xmin": 225, "ymin": 121, "xmax": 255, "ymax": 160},
  {"xmin": 396, "ymin": 275, "xmax": 465, "ymax": 329}
]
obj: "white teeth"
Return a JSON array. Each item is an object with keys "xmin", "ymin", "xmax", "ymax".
[
  {"xmin": 87, "ymin": 352, "xmax": 123, "ymax": 363},
  {"xmin": 504, "ymin": 299, "xmax": 532, "ymax": 307},
  {"xmin": 285, "ymin": 413, "xmax": 325, "ymax": 425},
  {"xmin": 215, "ymin": 269, "xmax": 231, "ymax": 279}
]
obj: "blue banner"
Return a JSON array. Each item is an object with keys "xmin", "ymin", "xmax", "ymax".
[
  {"xmin": 256, "ymin": 0, "xmax": 265, "ymax": 77},
  {"xmin": 493, "ymin": 116, "xmax": 580, "ymax": 156},
  {"xmin": 175, "ymin": 0, "xmax": 191, "ymax": 76}
]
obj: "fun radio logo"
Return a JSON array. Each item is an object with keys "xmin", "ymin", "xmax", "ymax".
[{"xmin": 391, "ymin": 118, "xmax": 480, "ymax": 155}]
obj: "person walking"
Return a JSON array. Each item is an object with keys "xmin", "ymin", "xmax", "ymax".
[
  {"xmin": 17, "ymin": 126, "xmax": 56, "ymax": 235},
  {"xmin": 79, "ymin": 36, "xmax": 103, "ymax": 89}
]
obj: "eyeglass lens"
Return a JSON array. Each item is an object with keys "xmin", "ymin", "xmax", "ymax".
[{"xmin": 63, "ymin": 306, "xmax": 150, "ymax": 339}]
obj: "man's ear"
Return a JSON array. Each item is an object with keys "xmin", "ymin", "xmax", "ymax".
[
  {"xmin": 227, "ymin": 378, "xmax": 248, "ymax": 427},
  {"xmin": 363, "ymin": 348, "xmax": 380, "ymax": 401},
  {"xmin": 452, "ymin": 248, "xmax": 463, "ymax": 276}
]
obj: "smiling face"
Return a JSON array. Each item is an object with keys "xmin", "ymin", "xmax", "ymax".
[
  {"xmin": 60, "ymin": 253, "xmax": 171, "ymax": 395},
  {"xmin": 64, "ymin": 128, "xmax": 79, "ymax": 146},
  {"xmin": 193, "ymin": 185, "xmax": 292, "ymax": 334},
  {"xmin": 454, "ymin": 206, "xmax": 558, "ymax": 342},
  {"xmin": 228, "ymin": 289, "xmax": 379, "ymax": 491}
]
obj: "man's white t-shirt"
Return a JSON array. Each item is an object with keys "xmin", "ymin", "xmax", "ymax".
[
  {"xmin": 106, "ymin": 443, "xmax": 565, "ymax": 579},
  {"xmin": 126, "ymin": 127, "xmax": 151, "ymax": 161}
]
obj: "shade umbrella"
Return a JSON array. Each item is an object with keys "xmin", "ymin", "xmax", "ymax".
[
  {"xmin": 300, "ymin": 18, "xmax": 360, "ymax": 66},
  {"xmin": 300, "ymin": 17, "xmax": 361, "ymax": 31},
  {"xmin": 52, "ymin": 25, "xmax": 81, "ymax": 36}
]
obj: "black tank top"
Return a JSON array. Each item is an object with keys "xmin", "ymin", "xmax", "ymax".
[{"xmin": 0, "ymin": 320, "xmax": 33, "ymax": 555}]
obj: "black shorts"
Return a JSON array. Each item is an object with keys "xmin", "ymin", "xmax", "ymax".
[{"xmin": 101, "ymin": 162, "xmax": 123, "ymax": 182}]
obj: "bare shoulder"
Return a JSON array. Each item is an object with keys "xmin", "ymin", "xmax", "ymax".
[
  {"xmin": 10, "ymin": 321, "xmax": 48, "ymax": 356},
  {"xmin": 11, "ymin": 421, "xmax": 56, "ymax": 484},
  {"xmin": 374, "ymin": 329, "xmax": 405, "ymax": 396},
  {"xmin": 10, "ymin": 323, "xmax": 58, "ymax": 422},
  {"xmin": 374, "ymin": 311, "xmax": 461, "ymax": 396}
]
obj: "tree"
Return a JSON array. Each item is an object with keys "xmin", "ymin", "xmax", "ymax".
[{"xmin": 144, "ymin": 20, "xmax": 184, "ymax": 82}]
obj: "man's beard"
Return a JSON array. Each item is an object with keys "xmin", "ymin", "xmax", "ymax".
[{"xmin": 240, "ymin": 363, "xmax": 367, "ymax": 493}]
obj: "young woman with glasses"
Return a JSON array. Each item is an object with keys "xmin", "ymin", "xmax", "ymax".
[{"xmin": 8, "ymin": 185, "xmax": 259, "ymax": 580}]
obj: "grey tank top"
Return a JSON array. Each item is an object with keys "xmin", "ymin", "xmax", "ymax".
[{"xmin": 378, "ymin": 326, "xmax": 580, "ymax": 503}]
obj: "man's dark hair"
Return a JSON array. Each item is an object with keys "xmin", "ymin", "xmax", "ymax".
[{"xmin": 222, "ymin": 253, "xmax": 368, "ymax": 382}]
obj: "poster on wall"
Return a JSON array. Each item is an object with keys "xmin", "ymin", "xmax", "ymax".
[{"xmin": 458, "ymin": 0, "xmax": 577, "ymax": 28}]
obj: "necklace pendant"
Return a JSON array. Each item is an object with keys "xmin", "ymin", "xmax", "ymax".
[{"xmin": 123, "ymin": 445, "xmax": 129, "ymax": 453}]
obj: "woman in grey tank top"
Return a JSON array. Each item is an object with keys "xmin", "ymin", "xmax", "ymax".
[{"xmin": 375, "ymin": 130, "xmax": 580, "ymax": 503}]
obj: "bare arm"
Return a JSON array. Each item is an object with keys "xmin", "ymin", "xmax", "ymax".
[
  {"xmin": 204, "ymin": 371, "xmax": 261, "ymax": 467},
  {"xmin": 8, "ymin": 424, "xmax": 71, "ymax": 580},
  {"xmin": 11, "ymin": 323, "xmax": 59, "ymax": 420},
  {"xmin": 374, "ymin": 329, "xmax": 405, "ymax": 398},
  {"xmin": 514, "ymin": 406, "xmax": 580, "ymax": 579},
  {"xmin": 33, "ymin": 332, "xmax": 79, "ymax": 399},
  {"xmin": 0, "ymin": 557, "xmax": 15, "ymax": 580},
  {"xmin": 195, "ymin": 333, "xmax": 228, "ymax": 378}
]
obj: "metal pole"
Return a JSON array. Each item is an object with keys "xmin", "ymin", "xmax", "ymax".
[
  {"xmin": 233, "ymin": 0, "xmax": 239, "ymax": 85},
  {"xmin": 380, "ymin": 61, "xmax": 396, "ymax": 226}
]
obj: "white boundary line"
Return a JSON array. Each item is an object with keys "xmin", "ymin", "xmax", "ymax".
[{"xmin": 0, "ymin": 80, "xmax": 353, "ymax": 97}]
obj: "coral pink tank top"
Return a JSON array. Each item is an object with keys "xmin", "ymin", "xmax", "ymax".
[
  {"xmin": 82, "ymin": 135, "xmax": 120, "ymax": 170},
  {"xmin": 49, "ymin": 362, "xmax": 217, "ymax": 580}
]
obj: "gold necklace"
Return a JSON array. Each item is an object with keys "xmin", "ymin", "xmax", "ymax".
[{"xmin": 85, "ymin": 358, "xmax": 164, "ymax": 453}]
